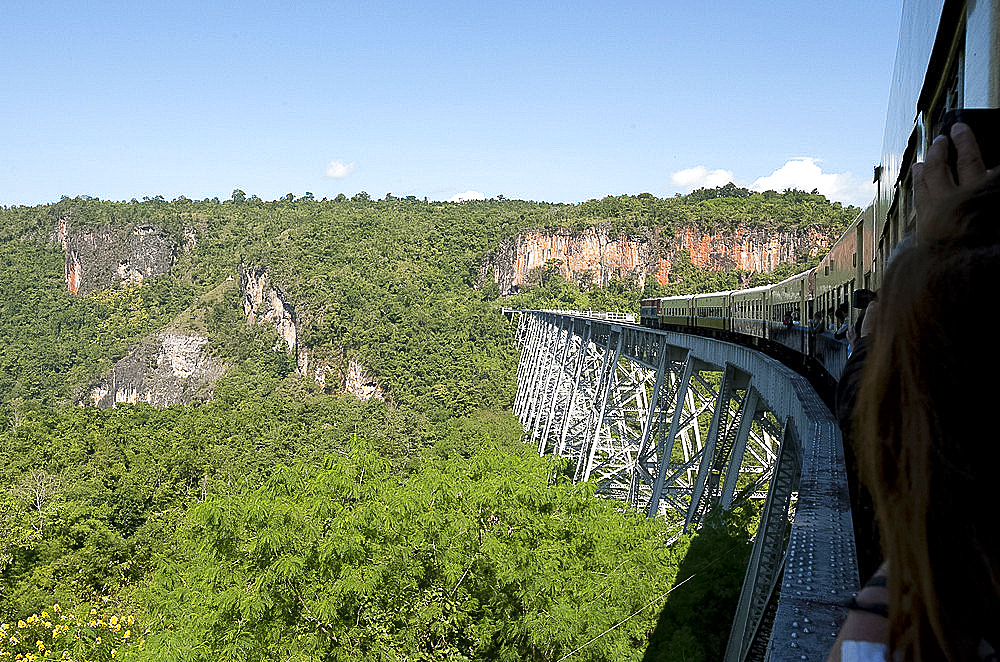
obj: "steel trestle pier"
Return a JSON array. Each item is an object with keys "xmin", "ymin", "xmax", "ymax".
[{"xmin": 506, "ymin": 309, "xmax": 859, "ymax": 662}]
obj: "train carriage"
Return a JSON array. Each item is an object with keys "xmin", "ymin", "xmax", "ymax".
[
  {"xmin": 639, "ymin": 298, "xmax": 660, "ymax": 326},
  {"xmin": 767, "ymin": 270, "xmax": 813, "ymax": 356},
  {"xmin": 639, "ymin": 294, "xmax": 694, "ymax": 329},
  {"xmin": 874, "ymin": 0, "xmax": 1000, "ymax": 283},
  {"xmin": 811, "ymin": 196, "xmax": 876, "ymax": 379},
  {"xmin": 814, "ymin": 216, "xmax": 861, "ymax": 336},
  {"xmin": 658, "ymin": 294, "xmax": 695, "ymax": 328},
  {"xmin": 729, "ymin": 285, "xmax": 770, "ymax": 341},
  {"xmin": 691, "ymin": 291, "xmax": 731, "ymax": 332}
]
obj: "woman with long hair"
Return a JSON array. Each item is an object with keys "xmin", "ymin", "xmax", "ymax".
[{"xmin": 829, "ymin": 122, "xmax": 1000, "ymax": 661}]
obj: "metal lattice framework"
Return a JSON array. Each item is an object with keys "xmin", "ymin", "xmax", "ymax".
[{"xmin": 507, "ymin": 310, "xmax": 859, "ymax": 662}]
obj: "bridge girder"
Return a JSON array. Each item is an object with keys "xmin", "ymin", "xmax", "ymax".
[{"xmin": 508, "ymin": 310, "xmax": 859, "ymax": 662}]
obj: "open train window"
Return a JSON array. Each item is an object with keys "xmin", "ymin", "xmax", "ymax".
[
  {"xmin": 924, "ymin": 17, "xmax": 965, "ymax": 137},
  {"xmin": 898, "ymin": 124, "xmax": 924, "ymax": 238}
]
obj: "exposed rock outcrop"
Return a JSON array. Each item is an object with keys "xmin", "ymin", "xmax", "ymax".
[
  {"xmin": 480, "ymin": 225, "xmax": 833, "ymax": 294},
  {"xmin": 57, "ymin": 219, "xmax": 177, "ymax": 295},
  {"xmin": 182, "ymin": 227, "xmax": 198, "ymax": 251},
  {"xmin": 674, "ymin": 226, "xmax": 829, "ymax": 273},
  {"xmin": 78, "ymin": 332, "xmax": 226, "ymax": 408},
  {"xmin": 343, "ymin": 359, "xmax": 386, "ymax": 402},
  {"xmin": 238, "ymin": 262, "xmax": 387, "ymax": 402},
  {"xmin": 52, "ymin": 214, "xmax": 388, "ymax": 406},
  {"xmin": 239, "ymin": 263, "xmax": 297, "ymax": 355}
]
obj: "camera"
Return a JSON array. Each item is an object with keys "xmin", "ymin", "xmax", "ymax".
[
  {"xmin": 940, "ymin": 108, "xmax": 1000, "ymax": 174},
  {"xmin": 852, "ymin": 288, "xmax": 877, "ymax": 309}
]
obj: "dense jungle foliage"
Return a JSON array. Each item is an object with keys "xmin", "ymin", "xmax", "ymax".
[{"xmin": 0, "ymin": 187, "xmax": 855, "ymax": 661}]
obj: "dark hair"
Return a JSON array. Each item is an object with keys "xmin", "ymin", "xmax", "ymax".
[{"xmin": 855, "ymin": 176, "xmax": 1000, "ymax": 660}]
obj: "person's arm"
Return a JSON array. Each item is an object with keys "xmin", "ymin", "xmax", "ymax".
[
  {"xmin": 834, "ymin": 299, "xmax": 877, "ymax": 430},
  {"xmin": 827, "ymin": 563, "xmax": 890, "ymax": 662}
]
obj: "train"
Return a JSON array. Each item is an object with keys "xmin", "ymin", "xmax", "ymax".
[{"xmin": 640, "ymin": 0, "xmax": 998, "ymax": 389}]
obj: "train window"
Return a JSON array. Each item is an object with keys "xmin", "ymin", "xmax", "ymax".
[
  {"xmin": 926, "ymin": 27, "xmax": 965, "ymax": 136},
  {"xmin": 913, "ymin": 9, "xmax": 966, "ymax": 232}
]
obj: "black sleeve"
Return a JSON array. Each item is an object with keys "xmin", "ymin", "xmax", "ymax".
[
  {"xmin": 835, "ymin": 337, "xmax": 868, "ymax": 433},
  {"xmin": 834, "ymin": 337, "xmax": 883, "ymax": 581}
]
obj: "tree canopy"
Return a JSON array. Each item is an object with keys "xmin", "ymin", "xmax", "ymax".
[{"xmin": 0, "ymin": 188, "xmax": 846, "ymax": 661}]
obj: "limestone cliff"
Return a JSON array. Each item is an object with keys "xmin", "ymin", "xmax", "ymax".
[
  {"xmin": 238, "ymin": 262, "xmax": 386, "ymax": 402},
  {"xmin": 56, "ymin": 217, "xmax": 178, "ymax": 295},
  {"xmin": 78, "ymin": 332, "xmax": 226, "ymax": 408},
  {"xmin": 480, "ymin": 225, "xmax": 833, "ymax": 294},
  {"xmin": 343, "ymin": 359, "xmax": 387, "ymax": 402},
  {"xmin": 52, "ymin": 212, "xmax": 387, "ymax": 405},
  {"xmin": 240, "ymin": 263, "xmax": 298, "ymax": 355},
  {"xmin": 673, "ymin": 225, "xmax": 829, "ymax": 272}
]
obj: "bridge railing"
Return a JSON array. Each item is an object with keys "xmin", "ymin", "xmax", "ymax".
[
  {"xmin": 503, "ymin": 307, "xmax": 636, "ymax": 323},
  {"xmin": 506, "ymin": 309, "xmax": 858, "ymax": 662}
]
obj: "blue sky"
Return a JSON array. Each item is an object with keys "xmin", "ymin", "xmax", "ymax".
[{"xmin": 1, "ymin": 1, "xmax": 903, "ymax": 207}]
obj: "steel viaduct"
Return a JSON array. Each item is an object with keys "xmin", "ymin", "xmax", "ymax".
[{"xmin": 505, "ymin": 308, "xmax": 858, "ymax": 662}]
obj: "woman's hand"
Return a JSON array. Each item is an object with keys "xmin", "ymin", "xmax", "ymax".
[{"xmin": 913, "ymin": 122, "xmax": 990, "ymax": 244}]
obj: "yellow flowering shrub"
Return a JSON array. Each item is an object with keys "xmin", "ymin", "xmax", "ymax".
[{"xmin": 0, "ymin": 601, "xmax": 146, "ymax": 662}]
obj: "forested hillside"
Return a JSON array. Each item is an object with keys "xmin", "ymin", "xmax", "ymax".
[{"xmin": 0, "ymin": 187, "xmax": 855, "ymax": 661}]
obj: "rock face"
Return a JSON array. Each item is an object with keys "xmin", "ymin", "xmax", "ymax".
[
  {"xmin": 673, "ymin": 226, "xmax": 829, "ymax": 273},
  {"xmin": 480, "ymin": 225, "xmax": 833, "ymax": 294},
  {"xmin": 486, "ymin": 228, "xmax": 655, "ymax": 294},
  {"xmin": 343, "ymin": 359, "xmax": 386, "ymax": 401},
  {"xmin": 240, "ymin": 263, "xmax": 298, "ymax": 355},
  {"xmin": 80, "ymin": 333, "xmax": 226, "ymax": 408},
  {"xmin": 239, "ymin": 262, "xmax": 386, "ymax": 402},
  {"xmin": 56, "ymin": 218, "xmax": 177, "ymax": 295}
]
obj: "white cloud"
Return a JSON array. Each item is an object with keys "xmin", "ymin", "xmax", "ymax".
[
  {"xmin": 751, "ymin": 158, "xmax": 874, "ymax": 206},
  {"xmin": 448, "ymin": 189, "xmax": 485, "ymax": 202},
  {"xmin": 669, "ymin": 160, "xmax": 875, "ymax": 207},
  {"xmin": 324, "ymin": 159, "xmax": 356, "ymax": 179},
  {"xmin": 669, "ymin": 165, "xmax": 735, "ymax": 191}
]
